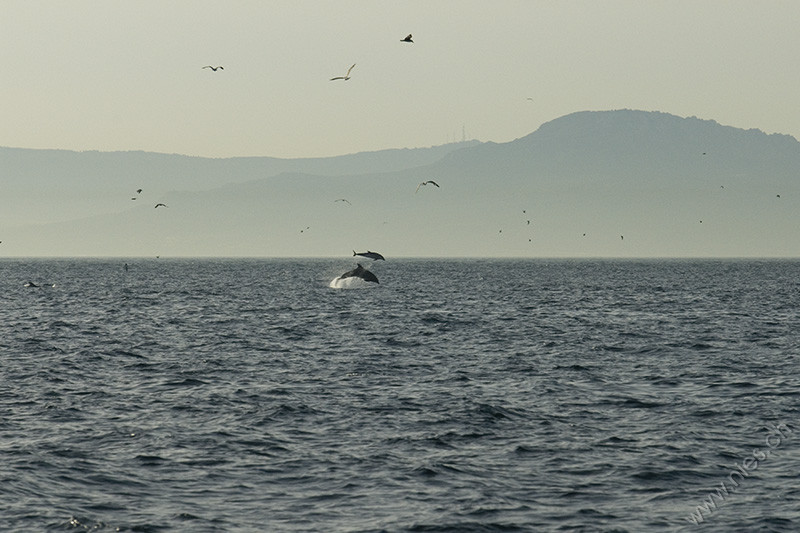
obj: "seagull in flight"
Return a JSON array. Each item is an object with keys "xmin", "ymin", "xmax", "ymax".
[
  {"xmin": 415, "ymin": 180, "xmax": 440, "ymax": 193},
  {"xmin": 335, "ymin": 198, "xmax": 352, "ymax": 205},
  {"xmin": 202, "ymin": 65, "xmax": 223, "ymax": 71},
  {"xmin": 330, "ymin": 63, "xmax": 356, "ymax": 81},
  {"xmin": 154, "ymin": 203, "xmax": 168, "ymax": 209},
  {"xmin": 401, "ymin": 34, "xmax": 413, "ymax": 43}
]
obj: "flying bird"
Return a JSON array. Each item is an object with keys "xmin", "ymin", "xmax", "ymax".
[
  {"xmin": 136, "ymin": 189, "xmax": 142, "ymax": 194},
  {"xmin": 154, "ymin": 203, "xmax": 168, "ymax": 208},
  {"xmin": 202, "ymin": 66, "xmax": 223, "ymax": 71},
  {"xmin": 335, "ymin": 198, "xmax": 352, "ymax": 205},
  {"xmin": 401, "ymin": 34, "xmax": 413, "ymax": 43},
  {"xmin": 415, "ymin": 180, "xmax": 440, "ymax": 193},
  {"xmin": 330, "ymin": 63, "xmax": 356, "ymax": 81}
]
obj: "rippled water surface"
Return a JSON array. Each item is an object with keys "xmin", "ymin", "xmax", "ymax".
[{"xmin": 1, "ymin": 258, "xmax": 799, "ymax": 532}]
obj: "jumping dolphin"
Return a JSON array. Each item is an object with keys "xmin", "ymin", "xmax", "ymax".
[
  {"xmin": 338, "ymin": 263, "xmax": 379, "ymax": 284},
  {"xmin": 353, "ymin": 250, "xmax": 385, "ymax": 261}
]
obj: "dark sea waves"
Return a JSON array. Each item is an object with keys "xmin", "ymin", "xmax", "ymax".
[{"xmin": 1, "ymin": 259, "xmax": 799, "ymax": 532}]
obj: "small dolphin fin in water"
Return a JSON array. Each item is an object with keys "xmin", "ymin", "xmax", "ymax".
[{"xmin": 338, "ymin": 263, "xmax": 379, "ymax": 284}]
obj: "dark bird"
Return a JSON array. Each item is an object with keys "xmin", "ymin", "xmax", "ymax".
[
  {"xmin": 203, "ymin": 65, "xmax": 223, "ymax": 71},
  {"xmin": 415, "ymin": 180, "xmax": 440, "ymax": 193},
  {"xmin": 338, "ymin": 263, "xmax": 379, "ymax": 284},
  {"xmin": 777, "ymin": 194, "xmax": 781, "ymax": 198},
  {"xmin": 131, "ymin": 197, "xmax": 137, "ymax": 200},
  {"xmin": 335, "ymin": 198, "xmax": 352, "ymax": 205},
  {"xmin": 620, "ymin": 235, "xmax": 624, "ymax": 240},
  {"xmin": 401, "ymin": 34, "xmax": 413, "ymax": 43},
  {"xmin": 154, "ymin": 203, "xmax": 168, "ymax": 208},
  {"xmin": 136, "ymin": 189, "xmax": 142, "ymax": 194},
  {"xmin": 354, "ymin": 250, "xmax": 385, "ymax": 261},
  {"xmin": 330, "ymin": 63, "xmax": 356, "ymax": 81}
]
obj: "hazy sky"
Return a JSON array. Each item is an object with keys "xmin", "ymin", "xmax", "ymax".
[{"xmin": 3, "ymin": 1, "xmax": 800, "ymax": 159}]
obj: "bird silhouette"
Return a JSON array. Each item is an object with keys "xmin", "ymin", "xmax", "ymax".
[
  {"xmin": 415, "ymin": 180, "xmax": 440, "ymax": 193},
  {"xmin": 335, "ymin": 198, "xmax": 352, "ymax": 205},
  {"xmin": 154, "ymin": 203, "xmax": 168, "ymax": 209},
  {"xmin": 202, "ymin": 66, "xmax": 223, "ymax": 71},
  {"xmin": 401, "ymin": 34, "xmax": 413, "ymax": 43},
  {"xmin": 136, "ymin": 189, "xmax": 142, "ymax": 194},
  {"xmin": 330, "ymin": 64, "xmax": 356, "ymax": 81}
]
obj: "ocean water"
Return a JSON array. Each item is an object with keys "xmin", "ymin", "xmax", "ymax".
[{"xmin": 1, "ymin": 258, "xmax": 798, "ymax": 532}]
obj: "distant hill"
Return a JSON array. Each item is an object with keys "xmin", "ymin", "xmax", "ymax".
[
  {"xmin": 435, "ymin": 109, "xmax": 800, "ymax": 188},
  {"xmin": 0, "ymin": 140, "xmax": 479, "ymax": 226},
  {"xmin": 3, "ymin": 110, "xmax": 798, "ymax": 258}
]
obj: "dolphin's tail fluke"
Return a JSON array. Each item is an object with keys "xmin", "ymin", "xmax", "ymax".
[{"xmin": 353, "ymin": 250, "xmax": 357, "ymax": 256}]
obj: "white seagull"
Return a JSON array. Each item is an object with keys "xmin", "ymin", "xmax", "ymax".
[
  {"xmin": 415, "ymin": 180, "xmax": 440, "ymax": 193},
  {"xmin": 330, "ymin": 63, "xmax": 356, "ymax": 81}
]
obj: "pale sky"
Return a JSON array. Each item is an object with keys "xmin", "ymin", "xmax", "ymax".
[{"xmin": 2, "ymin": 0, "xmax": 800, "ymax": 159}]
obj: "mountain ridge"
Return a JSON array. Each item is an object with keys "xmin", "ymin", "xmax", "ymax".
[{"xmin": 3, "ymin": 109, "xmax": 798, "ymax": 257}]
